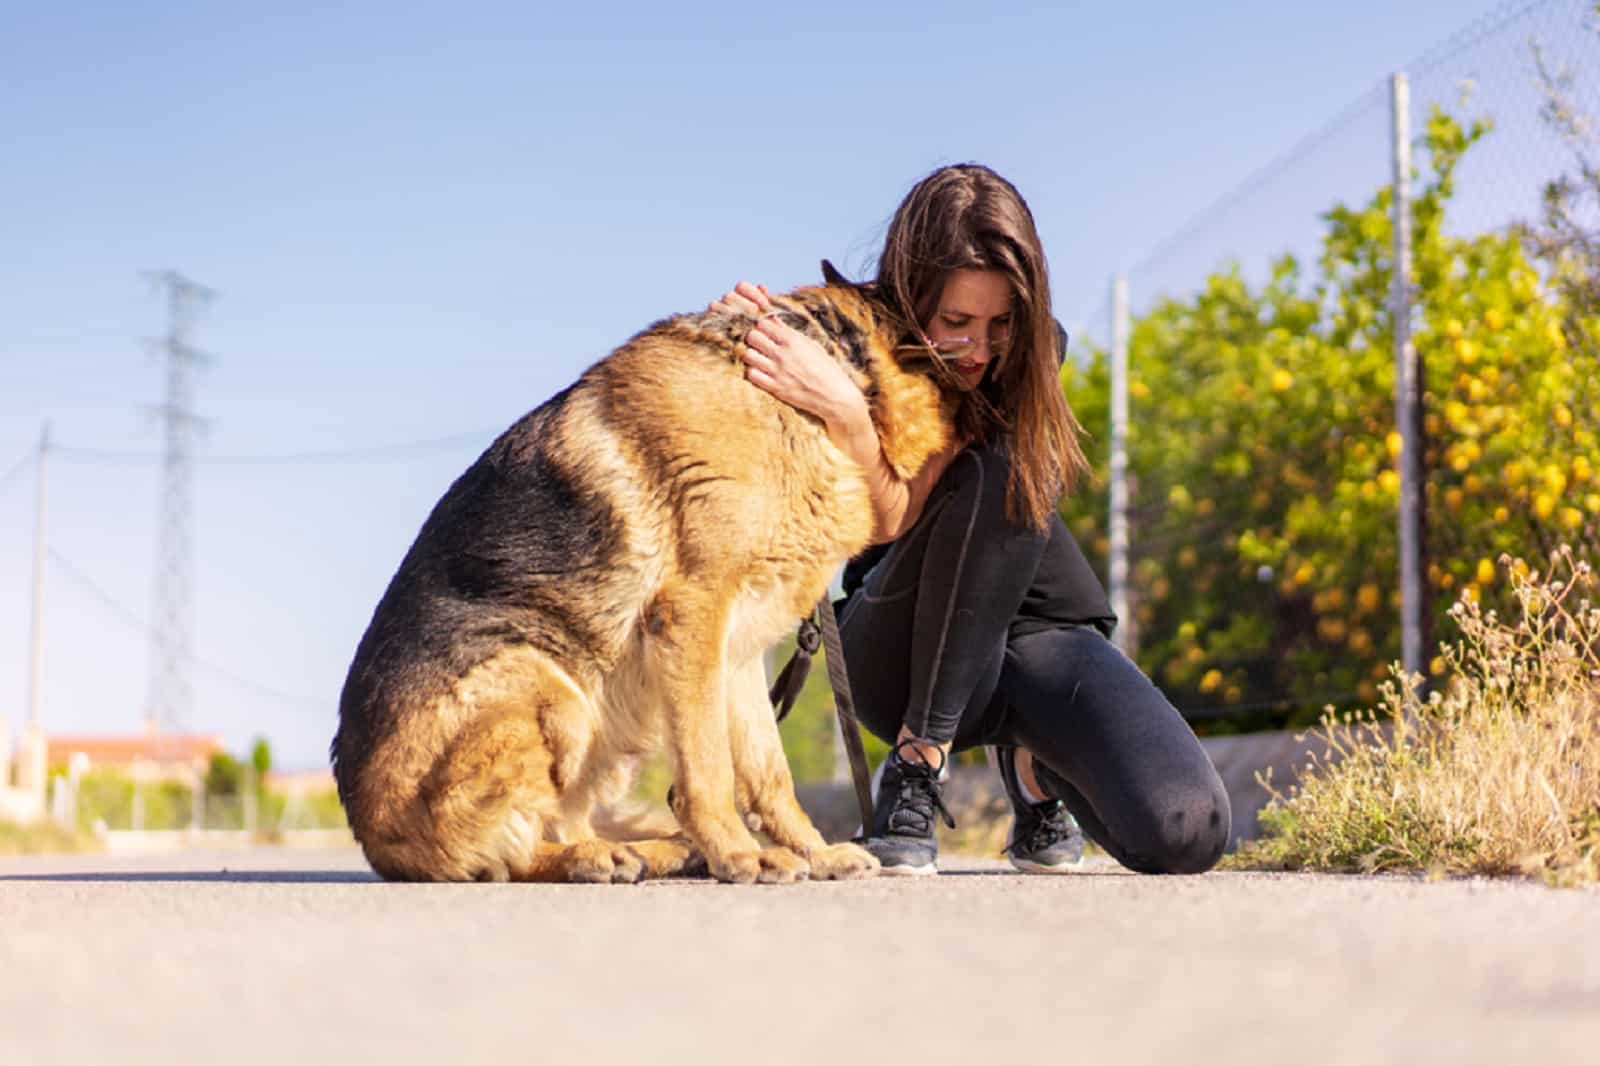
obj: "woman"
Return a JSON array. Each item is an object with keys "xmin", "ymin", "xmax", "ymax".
[{"xmin": 712, "ymin": 164, "xmax": 1229, "ymax": 876}]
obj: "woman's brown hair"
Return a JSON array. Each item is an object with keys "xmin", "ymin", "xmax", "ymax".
[{"xmin": 874, "ymin": 163, "xmax": 1089, "ymax": 532}]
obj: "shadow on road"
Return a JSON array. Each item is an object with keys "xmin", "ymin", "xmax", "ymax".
[{"xmin": 0, "ymin": 870, "xmax": 380, "ymax": 884}]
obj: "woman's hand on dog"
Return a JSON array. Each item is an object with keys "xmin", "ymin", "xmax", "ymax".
[
  {"xmin": 708, "ymin": 280, "xmax": 771, "ymax": 317},
  {"xmin": 710, "ymin": 281, "xmax": 872, "ymax": 437}
]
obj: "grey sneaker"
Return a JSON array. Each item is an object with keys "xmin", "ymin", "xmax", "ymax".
[
  {"xmin": 862, "ymin": 741, "xmax": 955, "ymax": 876},
  {"xmin": 996, "ymin": 746, "xmax": 1085, "ymax": 873}
]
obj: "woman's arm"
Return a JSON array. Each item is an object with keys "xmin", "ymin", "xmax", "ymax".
[{"xmin": 712, "ymin": 281, "xmax": 947, "ymax": 543}]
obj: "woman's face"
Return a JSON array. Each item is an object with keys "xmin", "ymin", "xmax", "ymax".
[{"xmin": 924, "ymin": 268, "xmax": 1014, "ymax": 393}]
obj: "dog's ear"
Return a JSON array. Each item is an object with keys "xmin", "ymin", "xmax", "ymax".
[{"xmin": 820, "ymin": 259, "xmax": 852, "ymax": 288}]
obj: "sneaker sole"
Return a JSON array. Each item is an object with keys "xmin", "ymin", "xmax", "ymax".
[
  {"xmin": 877, "ymin": 861, "xmax": 939, "ymax": 877},
  {"xmin": 1008, "ymin": 856, "xmax": 1085, "ymax": 874}
]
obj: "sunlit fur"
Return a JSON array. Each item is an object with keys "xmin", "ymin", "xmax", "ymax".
[{"xmin": 331, "ymin": 284, "xmax": 956, "ymax": 883}]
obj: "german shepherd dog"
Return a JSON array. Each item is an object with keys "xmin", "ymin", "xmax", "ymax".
[{"xmin": 332, "ymin": 266, "xmax": 956, "ymax": 883}]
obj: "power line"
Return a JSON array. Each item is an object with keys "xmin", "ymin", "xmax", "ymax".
[
  {"xmin": 1129, "ymin": 80, "xmax": 1391, "ymax": 280},
  {"xmin": 1410, "ymin": 0, "xmax": 1561, "ymax": 80},
  {"xmin": 46, "ymin": 547, "xmax": 314, "ymax": 712},
  {"xmin": 0, "ymin": 448, "xmax": 31, "ymax": 494},
  {"xmin": 1124, "ymin": 0, "xmax": 1571, "ymax": 285},
  {"xmin": 50, "ymin": 429, "xmax": 494, "ymax": 467}
]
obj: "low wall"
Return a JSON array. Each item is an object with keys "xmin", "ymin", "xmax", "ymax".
[
  {"xmin": 99, "ymin": 828, "xmax": 356, "ymax": 854},
  {"xmin": 0, "ymin": 787, "xmax": 45, "ymax": 824},
  {"xmin": 796, "ymin": 727, "xmax": 1349, "ymax": 851}
]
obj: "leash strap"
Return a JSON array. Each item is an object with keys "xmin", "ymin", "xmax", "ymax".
[
  {"xmin": 769, "ymin": 614, "xmax": 821, "ymax": 723},
  {"xmin": 813, "ymin": 596, "xmax": 876, "ymax": 831}
]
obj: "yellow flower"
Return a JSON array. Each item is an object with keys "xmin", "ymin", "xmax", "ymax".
[
  {"xmin": 1378, "ymin": 470, "xmax": 1400, "ymax": 494},
  {"xmin": 1385, "ymin": 431, "xmax": 1403, "ymax": 460},
  {"xmin": 1534, "ymin": 493, "xmax": 1557, "ymax": 519},
  {"xmin": 1357, "ymin": 584, "xmax": 1381, "ymax": 613},
  {"xmin": 1555, "ymin": 405, "xmax": 1573, "ymax": 428},
  {"xmin": 1271, "ymin": 368, "xmax": 1294, "ymax": 393},
  {"xmin": 1475, "ymin": 558, "xmax": 1496, "ymax": 585},
  {"xmin": 1483, "ymin": 308, "xmax": 1506, "ymax": 331},
  {"xmin": 1560, "ymin": 506, "xmax": 1585, "ymax": 531},
  {"xmin": 1199, "ymin": 669, "xmax": 1222, "ymax": 693}
]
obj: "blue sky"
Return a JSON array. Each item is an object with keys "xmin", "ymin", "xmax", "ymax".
[{"xmin": 0, "ymin": 0, "xmax": 1544, "ymax": 768}]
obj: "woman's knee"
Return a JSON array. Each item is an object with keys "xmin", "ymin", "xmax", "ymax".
[{"xmin": 1129, "ymin": 776, "xmax": 1231, "ymax": 875}]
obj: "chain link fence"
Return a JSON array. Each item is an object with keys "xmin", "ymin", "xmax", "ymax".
[
  {"xmin": 1062, "ymin": 0, "xmax": 1599, "ymax": 730},
  {"xmin": 1084, "ymin": 0, "xmax": 1594, "ymax": 335}
]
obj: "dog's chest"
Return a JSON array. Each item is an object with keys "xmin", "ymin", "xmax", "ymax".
[{"xmin": 724, "ymin": 576, "xmax": 825, "ymax": 666}]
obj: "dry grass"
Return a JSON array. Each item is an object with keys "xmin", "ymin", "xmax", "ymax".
[
  {"xmin": 1233, "ymin": 548, "xmax": 1600, "ymax": 886},
  {"xmin": 0, "ymin": 818, "xmax": 99, "ymax": 856}
]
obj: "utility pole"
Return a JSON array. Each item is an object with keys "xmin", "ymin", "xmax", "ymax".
[
  {"xmin": 1109, "ymin": 275, "xmax": 1133, "ymax": 656},
  {"xmin": 144, "ymin": 270, "xmax": 214, "ymax": 741},
  {"xmin": 17, "ymin": 425, "xmax": 51, "ymax": 806},
  {"xmin": 1390, "ymin": 75, "xmax": 1427, "ymax": 690}
]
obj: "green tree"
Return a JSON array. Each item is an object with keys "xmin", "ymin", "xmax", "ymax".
[
  {"xmin": 1062, "ymin": 107, "xmax": 1600, "ymax": 730},
  {"xmin": 205, "ymin": 751, "xmax": 243, "ymax": 796}
]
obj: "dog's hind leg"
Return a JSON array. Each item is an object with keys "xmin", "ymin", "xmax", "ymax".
[
  {"xmin": 619, "ymin": 837, "xmax": 705, "ymax": 878},
  {"xmin": 380, "ymin": 649, "xmax": 643, "ymax": 884},
  {"xmin": 513, "ymin": 839, "xmax": 646, "ymax": 883},
  {"xmin": 726, "ymin": 656, "xmax": 879, "ymax": 880}
]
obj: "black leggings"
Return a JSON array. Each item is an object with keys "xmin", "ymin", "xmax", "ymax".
[{"xmin": 837, "ymin": 445, "xmax": 1231, "ymax": 874}]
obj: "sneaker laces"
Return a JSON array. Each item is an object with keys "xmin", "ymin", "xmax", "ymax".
[
  {"xmin": 1008, "ymin": 798, "xmax": 1073, "ymax": 856},
  {"xmin": 886, "ymin": 740, "xmax": 956, "ymax": 835}
]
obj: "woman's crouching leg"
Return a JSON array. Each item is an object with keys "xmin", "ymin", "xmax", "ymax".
[{"xmin": 998, "ymin": 626, "xmax": 1231, "ymax": 875}]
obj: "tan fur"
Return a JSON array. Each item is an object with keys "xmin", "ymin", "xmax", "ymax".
[{"xmin": 333, "ymin": 285, "xmax": 954, "ymax": 883}]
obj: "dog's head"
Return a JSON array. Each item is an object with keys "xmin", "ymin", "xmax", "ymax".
[{"xmin": 770, "ymin": 262, "xmax": 957, "ymax": 480}]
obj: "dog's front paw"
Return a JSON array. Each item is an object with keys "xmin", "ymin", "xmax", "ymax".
[
  {"xmin": 808, "ymin": 842, "xmax": 880, "ymax": 880},
  {"xmin": 706, "ymin": 849, "xmax": 762, "ymax": 884},
  {"xmin": 757, "ymin": 846, "xmax": 810, "ymax": 885}
]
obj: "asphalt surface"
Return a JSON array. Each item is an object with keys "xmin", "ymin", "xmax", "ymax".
[{"xmin": 2, "ymin": 847, "xmax": 1596, "ymax": 1066}]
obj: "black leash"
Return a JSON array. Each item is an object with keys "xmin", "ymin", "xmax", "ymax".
[{"xmin": 769, "ymin": 597, "xmax": 875, "ymax": 831}]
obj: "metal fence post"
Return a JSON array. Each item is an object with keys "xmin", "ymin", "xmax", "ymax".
[
  {"xmin": 1391, "ymin": 72, "xmax": 1427, "ymax": 690},
  {"xmin": 1109, "ymin": 274, "xmax": 1133, "ymax": 656}
]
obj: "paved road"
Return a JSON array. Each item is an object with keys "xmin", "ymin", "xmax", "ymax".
[{"xmin": 2, "ymin": 847, "xmax": 1595, "ymax": 1066}]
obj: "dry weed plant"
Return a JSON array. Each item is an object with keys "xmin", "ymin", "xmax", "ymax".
[{"xmin": 1234, "ymin": 547, "xmax": 1600, "ymax": 886}]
